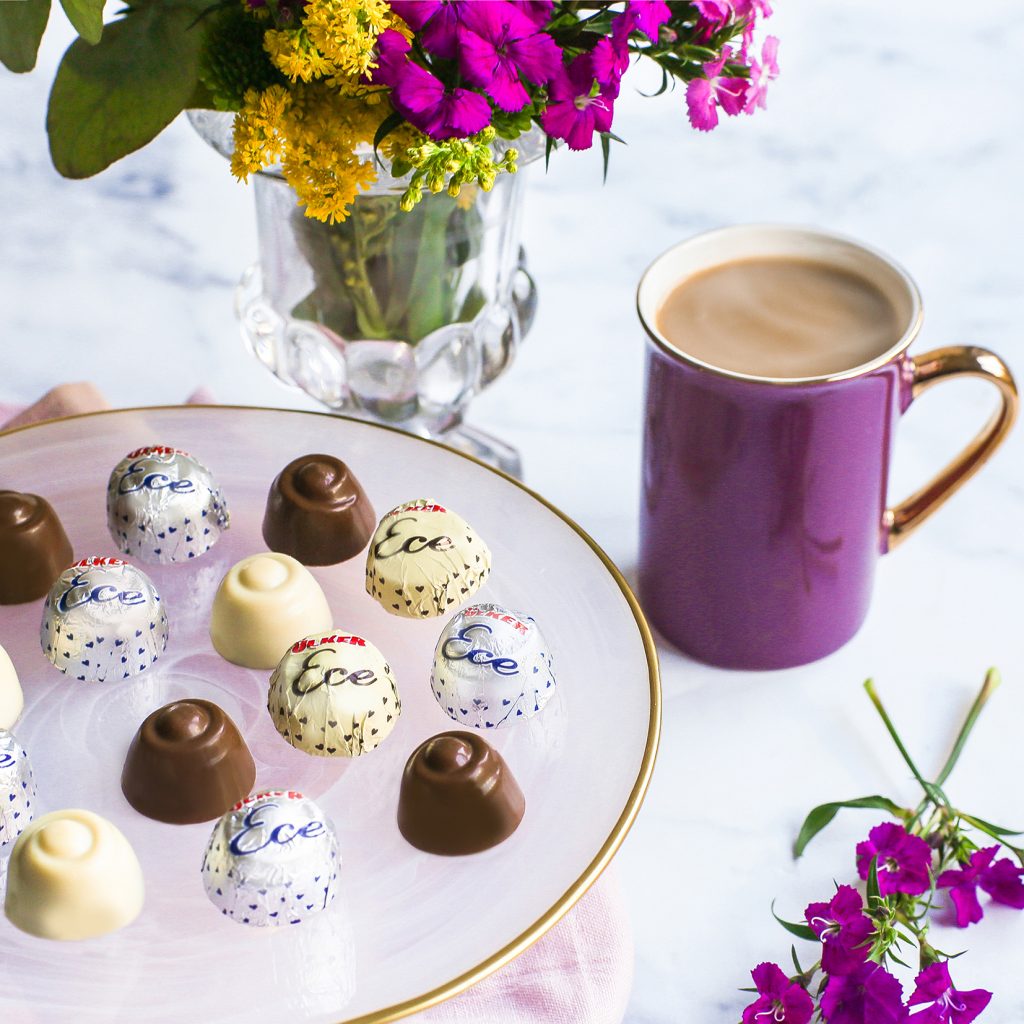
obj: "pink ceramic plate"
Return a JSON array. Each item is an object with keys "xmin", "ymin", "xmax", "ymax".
[{"xmin": 0, "ymin": 406, "xmax": 659, "ymax": 1024}]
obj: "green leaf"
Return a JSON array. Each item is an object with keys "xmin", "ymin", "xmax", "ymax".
[
  {"xmin": 958, "ymin": 812, "xmax": 1023, "ymax": 837},
  {"xmin": 0, "ymin": 0, "xmax": 51, "ymax": 73},
  {"xmin": 790, "ymin": 945, "xmax": 804, "ymax": 977},
  {"xmin": 794, "ymin": 796, "xmax": 907, "ymax": 858},
  {"xmin": 866, "ymin": 856, "xmax": 881, "ymax": 903},
  {"xmin": 372, "ymin": 110, "xmax": 405, "ymax": 168},
  {"xmin": 59, "ymin": 0, "xmax": 104, "ymax": 44},
  {"xmin": 770, "ymin": 900, "xmax": 818, "ymax": 943},
  {"xmin": 46, "ymin": 1, "xmax": 208, "ymax": 179}
]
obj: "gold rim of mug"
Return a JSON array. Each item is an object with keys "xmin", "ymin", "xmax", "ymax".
[
  {"xmin": 0, "ymin": 404, "xmax": 663, "ymax": 1024},
  {"xmin": 636, "ymin": 223, "xmax": 925, "ymax": 386}
]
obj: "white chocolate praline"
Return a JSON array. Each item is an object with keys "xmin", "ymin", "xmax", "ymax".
[
  {"xmin": 4, "ymin": 809, "xmax": 145, "ymax": 940},
  {"xmin": 365, "ymin": 499, "xmax": 491, "ymax": 619},
  {"xmin": 431, "ymin": 603, "xmax": 557, "ymax": 729},
  {"xmin": 269, "ymin": 631, "xmax": 401, "ymax": 757},
  {"xmin": 40, "ymin": 557, "xmax": 169, "ymax": 682},
  {"xmin": 210, "ymin": 553, "xmax": 332, "ymax": 670},
  {"xmin": 0, "ymin": 641, "xmax": 23, "ymax": 728}
]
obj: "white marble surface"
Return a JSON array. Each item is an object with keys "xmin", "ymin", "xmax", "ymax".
[{"xmin": 3, "ymin": 2, "xmax": 1024, "ymax": 1020}]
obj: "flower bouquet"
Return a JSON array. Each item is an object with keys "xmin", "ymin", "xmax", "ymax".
[{"xmin": 3, "ymin": 0, "xmax": 777, "ymax": 461}]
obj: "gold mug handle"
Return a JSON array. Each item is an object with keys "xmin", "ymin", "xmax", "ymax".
[{"xmin": 885, "ymin": 346, "xmax": 1018, "ymax": 550}]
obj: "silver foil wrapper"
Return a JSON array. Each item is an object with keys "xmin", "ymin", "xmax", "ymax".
[
  {"xmin": 40, "ymin": 557, "xmax": 169, "ymax": 682},
  {"xmin": 201, "ymin": 790, "xmax": 340, "ymax": 927},
  {"xmin": 0, "ymin": 728, "xmax": 37, "ymax": 848},
  {"xmin": 107, "ymin": 445, "xmax": 230, "ymax": 564},
  {"xmin": 430, "ymin": 602, "xmax": 556, "ymax": 729}
]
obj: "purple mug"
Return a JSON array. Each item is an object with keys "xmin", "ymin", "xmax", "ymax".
[{"xmin": 637, "ymin": 226, "xmax": 1018, "ymax": 670}]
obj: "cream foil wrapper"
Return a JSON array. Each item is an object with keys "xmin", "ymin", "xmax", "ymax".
[
  {"xmin": 269, "ymin": 632, "xmax": 401, "ymax": 757},
  {"xmin": 365, "ymin": 499, "xmax": 491, "ymax": 619}
]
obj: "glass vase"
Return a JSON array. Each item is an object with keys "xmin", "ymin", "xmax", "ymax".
[{"xmin": 189, "ymin": 110, "xmax": 540, "ymax": 477}]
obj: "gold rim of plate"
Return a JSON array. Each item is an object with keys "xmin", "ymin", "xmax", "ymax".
[{"xmin": 0, "ymin": 404, "xmax": 663, "ymax": 1024}]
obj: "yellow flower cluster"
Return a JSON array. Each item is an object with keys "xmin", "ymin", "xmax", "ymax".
[
  {"xmin": 232, "ymin": 81, "xmax": 415, "ymax": 224},
  {"xmin": 264, "ymin": 0, "xmax": 395, "ymax": 84}
]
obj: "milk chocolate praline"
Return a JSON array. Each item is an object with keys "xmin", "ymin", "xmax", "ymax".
[
  {"xmin": 122, "ymin": 699, "xmax": 256, "ymax": 825},
  {"xmin": 0, "ymin": 490, "xmax": 73, "ymax": 604},
  {"xmin": 263, "ymin": 454, "xmax": 375, "ymax": 566},
  {"xmin": 398, "ymin": 731, "xmax": 525, "ymax": 855}
]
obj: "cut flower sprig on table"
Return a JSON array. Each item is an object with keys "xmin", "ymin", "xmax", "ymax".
[
  {"xmin": 741, "ymin": 670, "xmax": 1024, "ymax": 1024},
  {"xmin": 2, "ymin": 0, "xmax": 779, "ymax": 224}
]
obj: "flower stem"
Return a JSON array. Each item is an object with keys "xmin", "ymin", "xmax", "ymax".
[
  {"xmin": 934, "ymin": 668, "xmax": 1001, "ymax": 788},
  {"xmin": 863, "ymin": 679, "xmax": 949, "ymax": 807}
]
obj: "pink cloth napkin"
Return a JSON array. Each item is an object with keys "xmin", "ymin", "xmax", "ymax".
[{"xmin": 0, "ymin": 384, "xmax": 635, "ymax": 1024}]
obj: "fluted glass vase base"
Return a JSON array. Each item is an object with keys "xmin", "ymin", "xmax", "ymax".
[{"xmin": 236, "ymin": 262, "xmax": 524, "ymax": 478}]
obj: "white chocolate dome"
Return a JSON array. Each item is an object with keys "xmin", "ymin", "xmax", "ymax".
[
  {"xmin": 4, "ymin": 809, "xmax": 145, "ymax": 940},
  {"xmin": 210, "ymin": 553, "xmax": 332, "ymax": 669}
]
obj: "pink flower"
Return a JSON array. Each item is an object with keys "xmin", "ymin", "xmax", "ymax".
[
  {"xmin": 856, "ymin": 822, "xmax": 933, "ymax": 897},
  {"xmin": 389, "ymin": 0, "xmax": 464, "ymax": 59},
  {"xmin": 539, "ymin": 51, "xmax": 616, "ymax": 151},
  {"xmin": 685, "ymin": 46, "xmax": 749, "ymax": 131},
  {"xmin": 937, "ymin": 846, "xmax": 1024, "ymax": 927},
  {"xmin": 457, "ymin": 1, "xmax": 562, "ymax": 112},
  {"xmin": 590, "ymin": 36, "xmax": 629, "ymax": 97},
  {"xmin": 611, "ymin": 0, "xmax": 671, "ymax": 45},
  {"xmin": 507, "ymin": 0, "xmax": 552, "ymax": 27},
  {"xmin": 373, "ymin": 30, "xmax": 491, "ymax": 140},
  {"xmin": 907, "ymin": 962, "xmax": 991, "ymax": 1024},
  {"xmin": 821, "ymin": 963, "xmax": 908, "ymax": 1024},
  {"xmin": 740, "ymin": 963, "xmax": 814, "ymax": 1024},
  {"xmin": 744, "ymin": 35, "xmax": 779, "ymax": 113},
  {"xmin": 804, "ymin": 885, "xmax": 873, "ymax": 976}
]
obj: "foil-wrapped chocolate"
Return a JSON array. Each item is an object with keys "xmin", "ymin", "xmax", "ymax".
[
  {"xmin": 106, "ymin": 446, "xmax": 230, "ymax": 564},
  {"xmin": 40, "ymin": 557, "xmax": 169, "ymax": 682},
  {"xmin": 0, "ymin": 642, "xmax": 24, "ymax": 730},
  {"xmin": 431, "ymin": 603, "xmax": 556, "ymax": 729},
  {"xmin": 0, "ymin": 728, "xmax": 37, "ymax": 848},
  {"xmin": 268, "ymin": 631, "xmax": 401, "ymax": 757},
  {"xmin": 201, "ymin": 790, "xmax": 340, "ymax": 927},
  {"xmin": 365, "ymin": 500, "xmax": 491, "ymax": 619}
]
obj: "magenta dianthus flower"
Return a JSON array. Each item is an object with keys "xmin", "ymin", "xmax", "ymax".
[
  {"xmin": 389, "ymin": 0, "xmax": 463, "ymax": 59},
  {"xmin": 611, "ymin": 0, "xmax": 671, "ymax": 47},
  {"xmin": 507, "ymin": 0, "xmax": 552, "ymax": 27},
  {"xmin": 804, "ymin": 885, "xmax": 873, "ymax": 976},
  {"xmin": 685, "ymin": 46, "xmax": 748, "ymax": 131},
  {"xmin": 821, "ymin": 963, "xmax": 907, "ymax": 1024},
  {"xmin": 587, "ymin": 36, "xmax": 629, "ymax": 99},
  {"xmin": 856, "ymin": 822, "xmax": 932, "ymax": 897},
  {"xmin": 937, "ymin": 845, "xmax": 1024, "ymax": 927},
  {"xmin": 539, "ymin": 52, "xmax": 616, "ymax": 151},
  {"xmin": 740, "ymin": 963, "xmax": 813, "ymax": 1024},
  {"xmin": 906, "ymin": 962, "xmax": 991, "ymax": 1024},
  {"xmin": 457, "ymin": 2, "xmax": 562, "ymax": 112},
  {"xmin": 744, "ymin": 35, "xmax": 779, "ymax": 113},
  {"xmin": 373, "ymin": 30, "xmax": 491, "ymax": 140}
]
